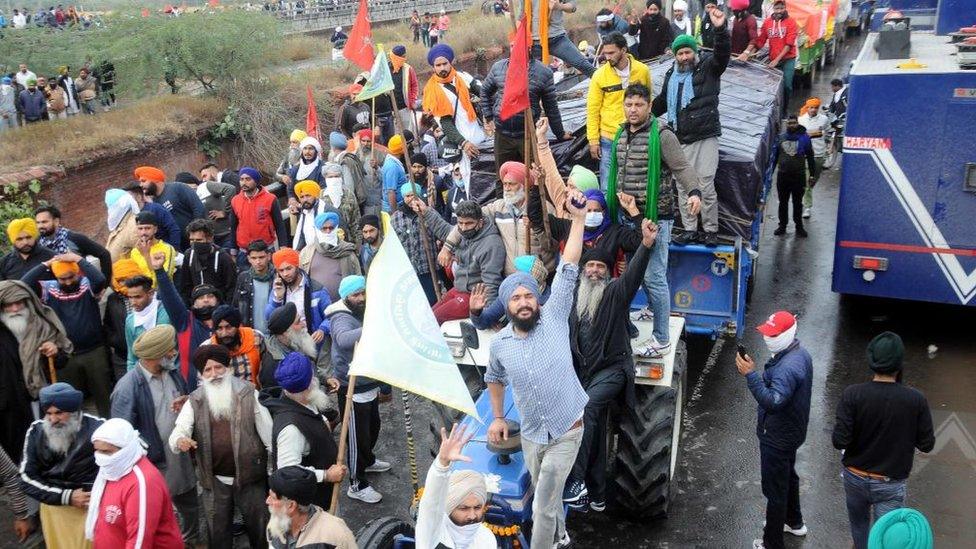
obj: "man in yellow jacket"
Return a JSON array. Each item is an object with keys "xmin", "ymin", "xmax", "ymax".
[{"xmin": 586, "ymin": 32, "xmax": 651, "ymax": 189}]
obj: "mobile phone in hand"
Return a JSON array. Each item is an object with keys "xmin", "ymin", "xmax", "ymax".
[{"xmin": 737, "ymin": 343, "xmax": 748, "ymax": 359}]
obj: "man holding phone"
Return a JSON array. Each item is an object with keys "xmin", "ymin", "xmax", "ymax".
[{"xmin": 735, "ymin": 311, "xmax": 813, "ymax": 549}]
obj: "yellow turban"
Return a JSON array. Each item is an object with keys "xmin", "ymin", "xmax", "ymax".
[
  {"xmin": 50, "ymin": 261, "xmax": 80, "ymax": 278},
  {"xmin": 290, "ymin": 129, "xmax": 308, "ymax": 143},
  {"xmin": 294, "ymin": 180, "xmax": 322, "ymax": 199},
  {"xmin": 388, "ymin": 134, "xmax": 404, "ymax": 156},
  {"xmin": 112, "ymin": 258, "xmax": 148, "ymax": 293},
  {"xmin": 7, "ymin": 218, "xmax": 38, "ymax": 244}
]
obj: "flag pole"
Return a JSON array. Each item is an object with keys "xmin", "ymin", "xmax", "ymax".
[
  {"xmin": 330, "ymin": 376, "xmax": 358, "ymax": 515},
  {"xmin": 389, "ymin": 89, "xmax": 442, "ymax": 302},
  {"xmin": 370, "ymin": 97, "xmax": 377, "ymax": 169},
  {"xmin": 524, "ymin": 107, "xmax": 551, "ymax": 241},
  {"xmin": 523, "ymin": 112, "xmax": 533, "ymax": 255}
]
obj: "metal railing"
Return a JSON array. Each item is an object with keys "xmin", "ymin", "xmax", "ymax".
[{"xmin": 270, "ymin": 0, "xmax": 476, "ymax": 33}]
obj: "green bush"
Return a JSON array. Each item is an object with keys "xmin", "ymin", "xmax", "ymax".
[{"xmin": 0, "ymin": 181, "xmax": 45, "ymax": 255}]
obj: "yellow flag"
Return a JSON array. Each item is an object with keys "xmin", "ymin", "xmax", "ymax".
[{"xmin": 348, "ymin": 213, "xmax": 477, "ymax": 418}]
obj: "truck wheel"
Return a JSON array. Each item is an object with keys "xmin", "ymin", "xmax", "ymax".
[
  {"xmin": 355, "ymin": 516, "xmax": 415, "ymax": 549},
  {"xmin": 609, "ymin": 340, "xmax": 687, "ymax": 520}
]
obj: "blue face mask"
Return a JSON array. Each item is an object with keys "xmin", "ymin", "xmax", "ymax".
[{"xmin": 453, "ymin": 177, "xmax": 465, "ymax": 189}]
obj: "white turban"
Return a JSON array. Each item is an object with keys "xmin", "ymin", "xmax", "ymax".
[
  {"xmin": 673, "ymin": 0, "xmax": 688, "ymax": 10},
  {"xmin": 85, "ymin": 418, "xmax": 148, "ymax": 540},
  {"xmin": 299, "ymin": 136, "xmax": 323, "ymax": 155},
  {"xmin": 446, "ymin": 470, "xmax": 488, "ymax": 510}
]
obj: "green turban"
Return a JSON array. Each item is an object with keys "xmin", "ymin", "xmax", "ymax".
[{"xmin": 671, "ymin": 34, "xmax": 699, "ymax": 54}]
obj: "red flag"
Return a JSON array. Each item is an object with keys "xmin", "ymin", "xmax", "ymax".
[
  {"xmin": 344, "ymin": 0, "xmax": 375, "ymax": 71},
  {"xmin": 499, "ymin": 15, "xmax": 530, "ymax": 121},
  {"xmin": 306, "ymin": 86, "xmax": 320, "ymax": 142}
]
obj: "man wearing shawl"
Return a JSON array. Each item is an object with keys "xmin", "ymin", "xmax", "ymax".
[
  {"xmin": 1, "ymin": 218, "xmax": 55, "ymax": 281},
  {"xmin": 298, "ymin": 212, "xmax": 362, "ymax": 302},
  {"xmin": 389, "ymin": 45, "xmax": 420, "ymax": 133},
  {"xmin": 288, "ymin": 136, "xmax": 326, "ymax": 197},
  {"xmin": 35, "ymin": 205, "xmax": 113, "ymax": 282},
  {"xmin": 104, "ymin": 189, "xmax": 142, "ymax": 263},
  {"xmin": 422, "ymin": 44, "xmax": 488, "ymax": 190},
  {"xmin": 86, "ymin": 418, "xmax": 182, "ymax": 548},
  {"xmin": 322, "ymin": 161, "xmax": 362, "ymax": 246}
]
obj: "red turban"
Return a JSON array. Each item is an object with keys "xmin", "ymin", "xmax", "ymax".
[
  {"xmin": 134, "ymin": 166, "xmax": 166, "ymax": 184},
  {"xmin": 356, "ymin": 129, "xmax": 373, "ymax": 140},
  {"xmin": 499, "ymin": 161, "xmax": 532, "ymax": 185},
  {"xmin": 272, "ymin": 248, "xmax": 300, "ymax": 270}
]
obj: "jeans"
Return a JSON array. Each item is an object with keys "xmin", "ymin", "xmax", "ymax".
[
  {"xmin": 760, "ymin": 443, "xmax": 803, "ymax": 549},
  {"xmin": 570, "ymin": 367, "xmax": 626, "ymax": 502},
  {"xmin": 531, "ymin": 33, "xmax": 596, "ymax": 77},
  {"xmin": 642, "ymin": 219, "xmax": 674, "ymax": 344},
  {"xmin": 599, "ymin": 137, "xmax": 613, "ymax": 191},
  {"xmin": 522, "ymin": 426, "xmax": 584, "ymax": 548},
  {"xmin": 201, "ymin": 478, "xmax": 269, "ymax": 549},
  {"xmin": 842, "ymin": 468, "xmax": 907, "ymax": 549},
  {"xmin": 0, "ymin": 112, "xmax": 16, "ymax": 131}
]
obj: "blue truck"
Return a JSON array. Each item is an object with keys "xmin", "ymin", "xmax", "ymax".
[
  {"xmin": 355, "ymin": 55, "xmax": 785, "ymax": 548},
  {"xmin": 832, "ymin": 0, "xmax": 976, "ymax": 306}
]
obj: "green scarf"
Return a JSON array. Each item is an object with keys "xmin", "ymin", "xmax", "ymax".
[{"xmin": 606, "ymin": 117, "xmax": 661, "ymax": 222}]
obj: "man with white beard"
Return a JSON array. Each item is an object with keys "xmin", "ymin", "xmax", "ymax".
[
  {"xmin": 19, "ymin": 382, "xmax": 102, "ymax": 549},
  {"xmin": 437, "ymin": 161, "xmax": 556, "ymax": 278},
  {"xmin": 562, "ymin": 219, "xmax": 658, "ymax": 512},
  {"xmin": 265, "ymin": 466, "xmax": 357, "ymax": 548},
  {"xmin": 266, "ymin": 302, "xmax": 331, "ymax": 372},
  {"xmin": 260, "ymin": 352, "xmax": 347, "ymax": 509},
  {"xmin": 0, "ymin": 280, "xmax": 73, "ymax": 463},
  {"xmin": 169, "ymin": 345, "xmax": 273, "ymax": 549}
]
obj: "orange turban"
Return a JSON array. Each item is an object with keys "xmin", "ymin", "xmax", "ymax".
[
  {"xmin": 50, "ymin": 260, "xmax": 80, "ymax": 278},
  {"xmin": 805, "ymin": 98, "xmax": 821, "ymax": 109},
  {"xmin": 294, "ymin": 180, "xmax": 322, "ymax": 199},
  {"xmin": 272, "ymin": 248, "xmax": 300, "ymax": 270},
  {"xmin": 112, "ymin": 258, "xmax": 148, "ymax": 293},
  {"xmin": 134, "ymin": 166, "xmax": 166, "ymax": 184}
]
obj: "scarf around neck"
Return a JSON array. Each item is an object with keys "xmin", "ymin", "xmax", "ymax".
[
  {"xmin": 422, "ymin": 68, "xmax": 476, "ymax": 122},
  {"xmin": 132, "ymin": 297, "xmax": 161, "ymax": 331},
  {"xmin": 40, "ymin": 226, "xmax": 70, "ymax": 254},
  {"xmin": 667, "ymin": 69, "xmax": 696, "ymax": 128},
  {"xmin": 295, "ymin": 155, "xmax": 321, "ymax": 182},
  {"xmin": 607, "ymin": 118, "xmax": 661, "ymax": 222},
  {"xmin": 85, "ymin": 428, "xmax": 147, "ymax": 540}
]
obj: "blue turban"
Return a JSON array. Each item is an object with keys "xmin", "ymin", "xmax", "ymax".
[
  {"xmin": 105, "ymin": 188, "xmax": 126, "ymax": 207},
  {"xmin": 392, "ymin": 45, "xmax": 407, "ymax": 56},
  {"xmin": 427, "ymin": 43, "xmax": 455, "ymax": 66},
  {"xmin": 2, "ymin": 77, "xmax": 12, "ymax": 85},
  {"xmin": 868, "ymin": 508, "xmax": 932, "ymax": 549},
  {"xmin": 39, "ymin": 382, "xmax": 84, "ymax": 413},
  {"xmin": 239, "ymin": 166, "xmax": 261, "ymax": 183},
  {"xmin": 400, "ymin": 182, "xmax": 425, "ymax": 200},
  {"xmin": 211, "ymin": 304, "xmax": 242, "ymax": 327},
  {"xmin": 513, "ymin": 255, "xmax": 536, "ymax": 274},
  {"xmin": 498, "ymin": 271, "xmax": 540, "ymax": 308},
  {"xmin": 329, "ymin": 131, "xmax": 348, "ymax": 150},
  {"xmin": 275, "ymin": 352, "xmax": 314, "ymax": 393},
  {"xmin": 314, "ymin": 211, "xmax": 341, "ymax": 230},
  {"xmin": 338, "ymin": 275, "xmax": 366, "ymax": 299}
]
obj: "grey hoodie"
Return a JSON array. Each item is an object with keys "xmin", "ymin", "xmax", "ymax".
[
  {"xmin": 422, "ymin": 208, "xmax": 506, "ymax": 305},
  {"xmin": 324, "ymin": 299, "xmax": 378, "ymax": 394}
]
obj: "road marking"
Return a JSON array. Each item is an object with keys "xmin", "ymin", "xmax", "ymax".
[{"xmin": 689, "ymin": 336, "xmax": 725, "ymax": 407}]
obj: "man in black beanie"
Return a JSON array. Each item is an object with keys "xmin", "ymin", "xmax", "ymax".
[
  {"xmin": 359, "ymin": 215, "xmax": 383, "ymax": 274},
  {"xmin": 831, "ymin": 331, "xmax": 935, "ymax": 549},
  {"xmin": 265, "ymin": 466, "xmax": 356, "ymax": 548}
]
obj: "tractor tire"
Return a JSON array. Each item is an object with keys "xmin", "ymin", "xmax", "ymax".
[
  {"xmin": 355, "ymin": 516, "xmax": 415, "ymax": 549},
  {"xmin": 609, "ymin": 340, "xmax": 688, "ymax": 521}
]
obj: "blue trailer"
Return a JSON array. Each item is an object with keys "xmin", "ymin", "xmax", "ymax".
[{"xmin": 832, "ymin": 8, "xmax": 976, "ymax": 306}]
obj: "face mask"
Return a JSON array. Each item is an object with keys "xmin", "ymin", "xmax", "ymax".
[
  {"xmin": 193, "ymin": 305, "xmax": 216, "ymax": 321},
  {"xmin": 160, "ymin": 355, "xmax": 178, "ymax": 371},
  {"xmin": 453, "ymin": 177, "xmax": 465, "ymax": 189},
  {"xmin": 772, "ymin": 12, "xmax": 786, "ymax": 20},
  {"xmin": 459, "ymin": 227, "xmax": 479, "ymax": 240},
  {"xmin": 763, "ymin": 324, "xmax": 797, "ymax": 355},
  {"xmin": 191, "ymin": 242, "xmax": 211, "ymax": 255},
  {"xmin": 585, "ymin": 211, "xmax": 604, "ymax": 228},
  {"xmin": 325, "ymin": 177, "xmax": 343, "ymax": 187},
  {"xmin": 322, "ymin": 232, "xmax": 339, "ymax": 246}
]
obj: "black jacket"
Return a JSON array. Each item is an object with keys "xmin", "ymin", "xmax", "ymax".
[
  {"xmin": 481, "ymin": 57, "xmax": 567, "ymax": 138},
  {"xmin": 102, "ymin": 291, "xmax": 130, "ymax": 376},
  {"xmin": 652, "ymin": 22, "xmax": 730, "ymax": 144},
  {"xmin": 234, "ymin": 268, "xmax": 275, "ymax": 327},
  {"xmin": 637, "ymin": 14, "xmax": 674, "ymax": 60},
  {"xmin": 20, "ymin": 414, "xmax": 103, "ymax": 505},
  {"xmin": 56, "ymin": 230, "xmax": 113, "ymax": 282},
  {"xmin": 569, "ymin": 243, "xmax": 652, "ymax": 406},
  {"xmin": 178, "ymin": 243, "xmax": 238, "ymax": 306},
  {"xmin": 0, "ymin": 245, "xmax": 55, "ymax": 282}
]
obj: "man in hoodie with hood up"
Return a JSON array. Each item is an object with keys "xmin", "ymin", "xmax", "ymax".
[
  {"xmin": 325, "ymin": 275, "xmax": 390, "ymax": 505},
  {"xmin": 772, "ymin": 115, "xmax": 818, "ymax": 237},
  {"xmin": 413, "ymin": 199, "xmax": 506, "ymax": 324},
  {"xmin": 736, "ymin": 311, "xmax": 813, "ymax": 549}
]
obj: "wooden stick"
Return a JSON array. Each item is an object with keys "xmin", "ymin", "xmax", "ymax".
[
  {"xmin": 523, "ymin": 108, "xmax": 551, "ymax": 241},
  {"xmin": 329, "ymin": 375, "xmax": 358, "ymax": 515},
  {"xmin": 370, "ymin": 97, "xmax": 376, "ymax": 167},
  {"xmin": 47, "ymin": 356, "xmax": 57, "ymax": 383},
  {"xmin": 389, "ymin": 90, "xmax": 442, "ymax": 301},
  {"xmin": 522, "ymin": 112, "xmax": 533, "ymax": 255}
]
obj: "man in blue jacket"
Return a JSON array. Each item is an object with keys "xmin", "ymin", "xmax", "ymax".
[{"xmin": 736, "ymin": 310, "xmax": 812, "ymax": 549}]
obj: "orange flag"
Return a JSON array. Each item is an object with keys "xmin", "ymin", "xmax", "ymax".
[
  {"xmin": 306, "ymin": 86, "xmax": 320, "ymax": 142},
  {"xmin": 344, "ymin": 0, "xmax": 375, "ymax": 71},
  {"xmin": 500, "ymin": 15, "xmax": 531, "ymax": 121}
]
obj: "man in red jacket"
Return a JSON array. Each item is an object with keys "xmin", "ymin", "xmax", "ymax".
[
  {"xmin": 230, "ymin": 167, "xmax": 289, "ymax": 268},
  {"xmin": 85, "ymin": 417, "xmax": 182, "ymax": 549},
  {"xmin": 737, "ymin": 0, "xmax": 798, "ymax": 113}
]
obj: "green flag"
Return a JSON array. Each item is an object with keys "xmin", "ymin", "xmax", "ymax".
[{"xmin": 354, "ymin": 45, "xmax": 395, "ymax": 102}]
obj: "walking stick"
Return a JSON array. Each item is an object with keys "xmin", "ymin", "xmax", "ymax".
[
  {"xmin": 388, "ymin": 90, "xmax": 442, "ymax": 301},
  {"xmin": 330, "ymin": 375, "xmax": 358, "ymax": 515},
  {"xmin": 47, "ymin": 356, "xmax": 57, "ymax": 383}
]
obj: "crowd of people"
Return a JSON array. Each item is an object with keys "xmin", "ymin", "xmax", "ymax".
[
  {"xmin": 0, "ymin": 5, "xmax": 101, "ymax": 31},
  {"xmin": 0, "ymin": 0, "xmax": 934, "ymax": 548},
  {"xmin": 1, "ymin": 61, "xmax": 116, "ymax": 129}
]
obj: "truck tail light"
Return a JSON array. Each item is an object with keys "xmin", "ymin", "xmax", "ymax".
[{"xmin": 853, "ymin": 255, "xmax": 889, "ymax": 271}]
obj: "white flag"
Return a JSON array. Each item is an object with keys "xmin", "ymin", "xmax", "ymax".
[{"xmin": 348, "ymin": 213, "xmax": 477, "ymax": 418}]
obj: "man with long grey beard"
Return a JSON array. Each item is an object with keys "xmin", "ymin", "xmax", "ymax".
[
  {"xmin": 266, "ymin": 302, "xmax": 331, "ymax": 373},
  {"xmin": 20, "ymin": 382, "xmax": 103, "ymax": 548},
  {"xmin": 265, "ymin": 466, "xmax": 357, "ymax": 548},
  {"xmin": 170, "ymin": 345, "xmax": 273, "ymax": 549},
  {"xmin": 562, "ymin": 218, "xmax": 658, "ymax": 512},
  {"xmin": 260, "ymin": 352, "xmax": 347, "ymax": 509}
]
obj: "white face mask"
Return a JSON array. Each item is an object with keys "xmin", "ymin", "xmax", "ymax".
[
  {"xmin": 763, "ymin": 324, "xmax": 798, "ymax": 355},
  {"xmin": 322, "ymin": 232, "xmax": 339, "ymax": 246},
  {"xmin": 585, "ymin": 211, "xmax": 604, "ymax": 228},
  {"xmin": 325, "ymin": 176, "xmax": 343, "ymax": 187}
]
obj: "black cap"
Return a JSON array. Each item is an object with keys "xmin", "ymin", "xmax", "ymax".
[
  {"xmin": 410, "ymin": 153, "xmax": 429, "ymax": 168},
  {"xmin": 267, "ymin": 302, "xmax": 298, "ymax": 336},
  {"xmin": 269, "ymin": 466, "xmax": 319, "ymax": 505},
  {"xmin": 175, "ymin": 172, "xmax": 201, "ymax": 186},
  {"xmin": 135, "ymin": 211, "xmax": 158, "ymax": 226},
  {"xmin": 867, "ymin": 331, "xmax": 905, "ymax": 375},
  {"xmin": 191, "ymin": 284, "xmax": 222, "ymax": 302},
  {"xmin": 580, "ymin": 247, "xmax": 615, "ymax": 269}
]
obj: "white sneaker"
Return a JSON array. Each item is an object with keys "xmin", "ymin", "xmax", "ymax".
[
  {"xmin": 752, "ymin": 540, "xmax": 765, "ymax": 549},
  {"xmin": 635, "ymin": 338, "xmax": 671, "ymax": 359},
  {"xmin": 784, "ymin": 523, "xmax": 808, "ymax": 536},
  {"xmin": 629, "ymin": 307, "xmax": 654, "ymax": 321},
  {"xmin": 347, "ymin": 484, "xmax": 383, "ymax": 503},
  {"xmin": 553, "ymin": 531, "xmax": 571, "ymax": 548},
  {"xmin": 802, "ymin": 207, "xmax": 812, "ymax": 219},
  {"xmin": 364, "ymin": 459, "xmax": 391, "ymax": 473}
]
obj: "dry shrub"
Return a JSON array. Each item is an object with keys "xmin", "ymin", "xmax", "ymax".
[
  {"xmin": 279, "ymin": 35, "xmax": 322, "ymax": 63},
  {"xmin": 0, "ymin": 96, "xmax": 227, "ymax": 172}
]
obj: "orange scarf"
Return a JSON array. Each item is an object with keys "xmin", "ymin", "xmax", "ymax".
[
  {"xmin": 390, "ymin": 53, "xmax": 407, "ymax": 74},
  {"xmin": 422, "ymin": 68, "xmax": 476, "ymax": 122}
]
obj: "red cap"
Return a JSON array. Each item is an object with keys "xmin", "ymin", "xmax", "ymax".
[{"xmin": 756, "ymin": 311, "xmax": 796, "ymax": 336}]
